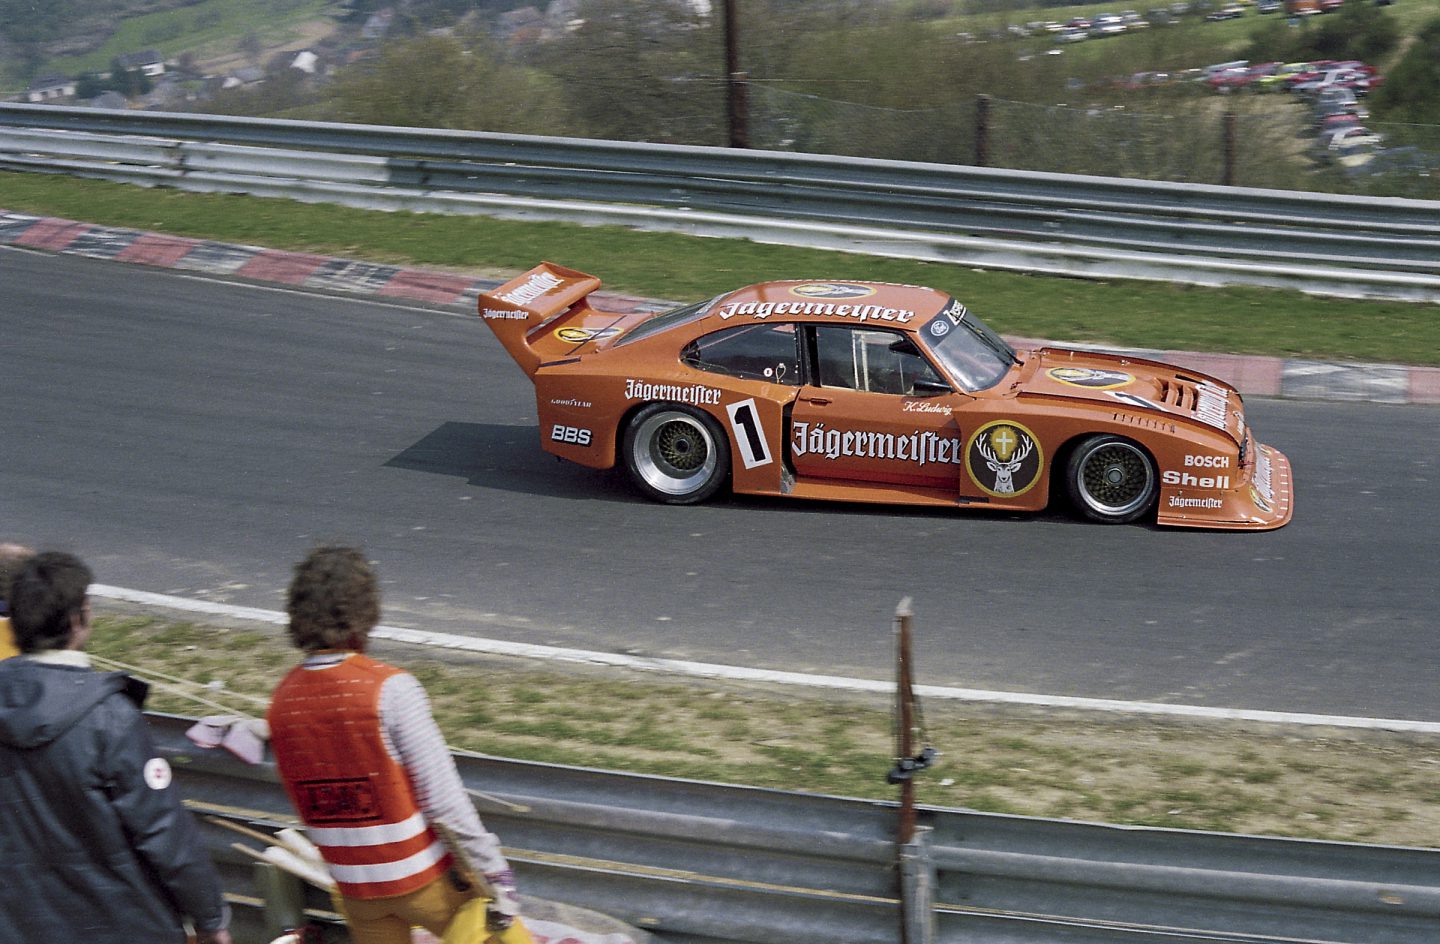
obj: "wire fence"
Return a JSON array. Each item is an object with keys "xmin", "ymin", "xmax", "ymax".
[{"xmin": 742, "ymin": 85, "xmax": 1439, "ymax": 197}]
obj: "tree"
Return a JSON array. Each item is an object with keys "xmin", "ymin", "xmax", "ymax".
[
  {"xmin": 328, "ymin": 34, "xmax": 569, "ymax": 135},
  {"xmin": 531, "ymin": 0, "xmax": 724, "ymax": 143},
  {"xmin": 108, "ymin": 57, "xmax": 152, "ymax": 97},
  {"xmin": 1370, "ymin": 16, "xmax": 1440, "ymax": 124},
  {"xmin": 1244, "ymin": 1, "xmax": 1399, "ymax": 64}
]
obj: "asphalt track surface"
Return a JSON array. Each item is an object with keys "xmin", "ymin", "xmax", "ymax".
[{"xmin": 4, "ymin": 247, "xmax": 1438, "ymax": 722}]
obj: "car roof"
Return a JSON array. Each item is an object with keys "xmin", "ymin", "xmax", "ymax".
[{"xmin": 707, "ymin": 280, "xmax": 953, "ymax": 332}]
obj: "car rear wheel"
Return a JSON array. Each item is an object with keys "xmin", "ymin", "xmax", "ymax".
[
  {"xmin": 622, "ymin": 404, "xmax": 730, "ymax": 504},
  {"xmin": 1066, "ymin": 435, "xmax": 1158, "ymax": 524}
]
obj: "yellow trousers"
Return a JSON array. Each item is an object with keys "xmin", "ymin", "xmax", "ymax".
[{"xmin": 335, "ymin": 876, "xmax": 533, "ymax": 944}]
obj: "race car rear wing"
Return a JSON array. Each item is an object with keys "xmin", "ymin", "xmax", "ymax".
[{"xmin": 478, "ymin": 262, "xmax": 604, "ymax": 378}]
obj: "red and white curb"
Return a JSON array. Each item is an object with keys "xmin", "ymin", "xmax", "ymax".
[{"xmin": 5, "ymin": 209, "xmax": 1437, "ymax": 404}]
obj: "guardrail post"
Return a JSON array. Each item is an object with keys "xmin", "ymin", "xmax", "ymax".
[
  {"xmin": 1222, "ymin": 111, "xmax": 1237, "ymax": 187},
  {"xmin": 899, "ymin": 825, "xmax": 937, "ymax": 944},
  {"xmin": 254, "ymin": 860, "xmax": 308, "ymax": 941}
]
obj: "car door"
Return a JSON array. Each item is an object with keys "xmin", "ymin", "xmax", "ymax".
[{"xmin": 788, "ymin": 325, "xmax": 967, "ymax": 490}]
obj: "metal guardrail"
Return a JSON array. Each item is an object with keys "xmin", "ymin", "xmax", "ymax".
[
  {"xmin": 2, "ymin": 103, "xmax": 1439, "ymax": 303},
  {"xmin": 149, "ymin": 714, "xmax": 1440, "ymax": 944}
]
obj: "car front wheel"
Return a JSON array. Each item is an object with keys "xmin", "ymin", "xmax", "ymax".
[
  {"xmin": 1065, "ymin": 435, "xmax": 1158, "ymax": 524},
  {"xmin": 622, "ymin": 404, "xmax": 730, "ymax": 504}
]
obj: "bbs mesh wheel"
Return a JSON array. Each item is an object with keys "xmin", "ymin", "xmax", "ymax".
[
  {"xmin": 1065, "ymin": 434, "xmax": 1158, "ymax": 524},
  {"xmin": 622, "ymin": 404, "xmax": 730, "ymax": 505}
]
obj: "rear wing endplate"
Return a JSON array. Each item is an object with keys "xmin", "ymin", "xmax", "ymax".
[{"xmin": 478, "ymin": 262, "xmax": 603, "ymax": 377}]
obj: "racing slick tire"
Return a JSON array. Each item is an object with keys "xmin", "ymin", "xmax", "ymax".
[
  {"xmin": 1065, "ymin": 434, "xmax": 1158, "ymax": 524},
  {"xmin": 623, "ymin": 404, "xmax": 731, "ymax": 505}
]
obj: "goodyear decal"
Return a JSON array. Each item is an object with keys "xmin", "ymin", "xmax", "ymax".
[
  {"xmin": 554, "ymin": 326, "xmax": 621, "ymax": 343},
  {"xmin": 965, "ymin": 421, "xmax": 1043, "ymax": 497},
  {"xmin": 1048, "ymin": 367, "xmax": 1134, "ymax": 389}
]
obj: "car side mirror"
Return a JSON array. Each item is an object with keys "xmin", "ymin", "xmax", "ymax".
[{"xmin": 912, "ymin": 378, "xmax": 953, "ymax": 396}]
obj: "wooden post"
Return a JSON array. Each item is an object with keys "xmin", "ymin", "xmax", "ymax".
[
  {"xmin": 724, "ymin": 0, "xmax": 749, "ymax": 149},
  {"xmin": 895, "ymin": 596, "xmax": 917, "ymax": 845},
  {"xmin": 975, "ymin": 94, "xmax": 991, "ymax": 167},
  {"xmin": 1222, "ymin": 111, "xmax": 1237, "ymax": 187}
]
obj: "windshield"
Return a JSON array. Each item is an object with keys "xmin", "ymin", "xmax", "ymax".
[
  {"xmin": 614, "ymin": 295, "xmax": 723, "ymax": 347},
  {"xmin": 921, "ymin": 299, "xmax": 1017, "ymax": 392}
]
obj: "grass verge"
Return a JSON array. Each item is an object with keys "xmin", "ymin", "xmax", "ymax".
[
  {"xmin": 92, "ymin": 609, "xmax": 1440, "ymax": 848},
  {"xmin": 2, "ymin": 171, "xmax": 1438, "ymax": 366}
]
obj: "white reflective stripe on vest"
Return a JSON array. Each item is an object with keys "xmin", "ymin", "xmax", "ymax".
[
  {"xmin": 308, "ymin": 810, "xmax": 428, "ymax": 847},
  {"xmin": 325, "ymin": 837, "xmax": 450, "ymax": 886}
]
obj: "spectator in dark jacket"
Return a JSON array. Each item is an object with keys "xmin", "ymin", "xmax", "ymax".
[{"xmin": 0, "ymin": 551, "xmax": 232, "ymax": 944}]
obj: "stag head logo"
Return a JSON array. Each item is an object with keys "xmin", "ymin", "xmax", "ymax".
[{"xmin": 966, "ymin": 422, "xmax": 1043, "ymax": 497}]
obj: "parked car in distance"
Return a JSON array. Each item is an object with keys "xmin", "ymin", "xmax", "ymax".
[
  {"xmin": 1323, "ymin": 126, "xmax": 1383, "ymax": 148},
  {"xmin": 1090, "ymin": 12, "xmax": 1129, "ymax": 34},
  {"xmin": 1206, "ymin": 4, "xmax": 1246, "ymax": 19}
]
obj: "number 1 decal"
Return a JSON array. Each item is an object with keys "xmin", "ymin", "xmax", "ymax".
[{"xmin": 725, "ymin": 398, "xmax": 773, "ymax": 469}]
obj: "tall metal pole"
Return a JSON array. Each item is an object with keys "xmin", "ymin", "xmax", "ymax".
[
  {"xmin": 895, "ymin": 596, "xmax": 916, "ymax": 845},
  {"xmin": 723, "ymin": 0, "xmax": 749, "ymax": 148}
]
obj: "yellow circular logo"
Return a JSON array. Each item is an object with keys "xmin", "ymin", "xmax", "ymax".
[
  {"xmin": 1047, "ymin": 367, "xmax": 1134, "ymax": 389},
  {"xmin": 789, "ymin": 283, "xmax": 877, "ymax": 300},
  {"xmin": 965, "ymin": 421, "xmax": 1044, "ymax": 498},
  {"xmin": 555, "ymin": 326, "xmax": 620, "ymax": 343}
]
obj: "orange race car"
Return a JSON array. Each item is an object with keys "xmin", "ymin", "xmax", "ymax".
[{"xmin": 479, "ymin": 263, "xmax": 1293, "ymax": 529}]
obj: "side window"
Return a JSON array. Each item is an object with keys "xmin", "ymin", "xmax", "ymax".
[
  {"xmin": 814, "ymin": 326, "xmax": 945, "ymax": 395},
  {"xmin": 681, "ymin": 323, "xmax": 801, "ymax": 385}
]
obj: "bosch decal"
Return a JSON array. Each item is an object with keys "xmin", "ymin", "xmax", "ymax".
[
  {"xmin": 966, "ymin": 421, "xmax": 1043, "ymax": 497},
  {"xmin": 1183, "ymin": 455, "xmax": 1231, "ymax": 468}
]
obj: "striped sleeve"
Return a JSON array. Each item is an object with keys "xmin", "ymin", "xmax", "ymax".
[{"xmin": 379, "ymin": 671, "xmax": 512, "ymax": 877}]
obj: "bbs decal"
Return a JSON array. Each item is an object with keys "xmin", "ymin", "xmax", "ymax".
[
  {"xmin": 551, "ymin": 424, "xmax": 593, "ymax": 446},
  {"xmin": 725, "ymin": 399, "xmax": 773, "ymax": 470}
]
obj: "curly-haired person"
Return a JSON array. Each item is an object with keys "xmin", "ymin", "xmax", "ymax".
[{"xmin": 267, "ymin": 545, "xmax": 525, "ymax": 944}]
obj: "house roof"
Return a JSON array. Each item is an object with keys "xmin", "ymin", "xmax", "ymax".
[
  {"xmin": 116, "ymin": 50, "xmax": 163, "ymax": 69},
  {"xmin": 28, "ymin": 74, "xmax": 75, "ymax": 91}
]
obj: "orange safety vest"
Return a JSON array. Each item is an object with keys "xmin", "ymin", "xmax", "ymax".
[{"xmin": 268, "ymin": 653, "xmax": 453, "ymax": 899}]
